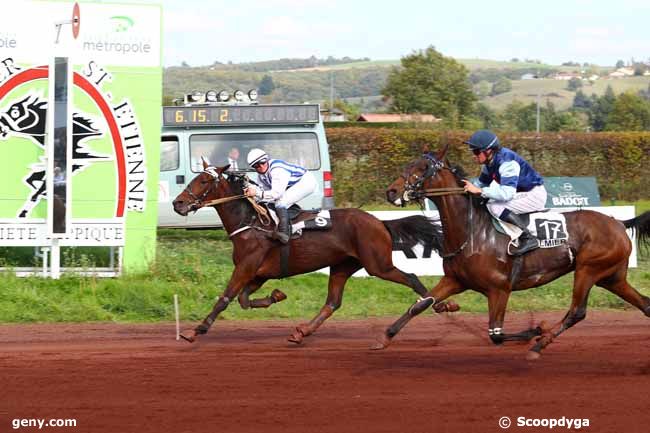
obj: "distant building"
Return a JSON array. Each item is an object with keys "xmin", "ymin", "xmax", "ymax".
[
  {"xmin": 609, "ymin": 67, "xmax": 634, "ymax": 78},
  {"xmin": 553, "ymin": 72, "xmax": 582, "ymax": 80},
  {"xmin": 356, "ymin": 113, "xmax": 440, "ymax": 123}
]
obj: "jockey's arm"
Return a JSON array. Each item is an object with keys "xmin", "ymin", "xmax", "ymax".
[
  {"xmin": 474, "ymin": 166, "xmax": 491, "ymax": 188},
  {"xmin": 257, "ymin": 167, "xmax": 291, "ymax": 202},
  {"xmin": 479, "ymin": 160, "xmax": 519, "ymax": 201}
]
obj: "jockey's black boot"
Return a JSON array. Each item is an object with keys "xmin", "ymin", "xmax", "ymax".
[
  {"xmin": 500, "ymin": 209, "xmax": 539, "ymax": 256},
  {"xmin": 275, "ymin": 206, "xmax": 291, "ymax": 244}
]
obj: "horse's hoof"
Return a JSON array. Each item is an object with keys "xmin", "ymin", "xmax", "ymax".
[
  {"xmin": 179, "ymin": 330, "xmax": 196, "ymax": 343},
  {"xmin": 370, "ymin": 333, "xmax": 391, "ymax": 350},
  {"xmin": 288, "ymin": 328, "xmax": 304, "ymax": 344},
  {"xmin": 433, "ymin": 300, "xmax": 460, "ymax": 313},
  {"xmin": 445, "ymin": 300, "xmax": 460, "ymax": 312},
  {"xmin": 271, "ymin": 289, "xmax": 287, "ymax": 303},
  {"xmin": 526, "ymin": 350, "xmax": 541, "ymax": 361}
]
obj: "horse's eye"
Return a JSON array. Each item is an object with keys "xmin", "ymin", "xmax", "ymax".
[{"xmin": 200, "ymin": 180, "xmax": 208, "ymax": 185}]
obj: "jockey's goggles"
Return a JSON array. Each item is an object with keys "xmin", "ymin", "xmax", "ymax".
[{"xmin": 252, "ymin": 159, "xmax": 268, "ymax": 169}]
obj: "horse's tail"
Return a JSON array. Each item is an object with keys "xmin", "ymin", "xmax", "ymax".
[
  {"xmin": 382, "ymin": 215, "xmax": 444, "ymax": 254},
  {"xmin": 622, "ymin": 211, "xmax": 650, "ymax": 248}
]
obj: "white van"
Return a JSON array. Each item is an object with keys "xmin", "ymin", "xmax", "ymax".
[{"xmin": 158, "ymin": 90, "xmax": 334, "ymax": 228}]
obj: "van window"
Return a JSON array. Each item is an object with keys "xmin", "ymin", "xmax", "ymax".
[
  {"xmin": 160, "ymin": 136, "xmax": 179, "ymax": 171},
  {"xmin": 189, "ymin": 132, "xmax": 320, "ymax": 172}
]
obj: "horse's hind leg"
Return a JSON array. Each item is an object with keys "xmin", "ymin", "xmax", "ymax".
[
  {"xmin": 371, "ymin": 276, "xmax": 463, "ymax": 350},
  {"xmin": 238, "ymin": 278, "xmax": 287, "ymax": 309},
  {"xmin": 597, "ymin": 266, "xmax": 650, "ymax": 317},
  {"xmin": 527, "ymin": 267, "xmax": 595, "ymax": 359},
  {"xmin": 288, "ymin": 258, "xmax": 361, "ymax": 344}
]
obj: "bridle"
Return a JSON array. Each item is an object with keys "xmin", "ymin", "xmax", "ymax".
[
  {"xmin": 184, "ymin": 168, "xmax": 271, "ymax": 227},
  {"xmin": 402, "ymin": 153, "xmax": 470, "ymax": 259},
  {"xmin": 402, "ymin": 153, "xmax": 465, "ymax": 200}
]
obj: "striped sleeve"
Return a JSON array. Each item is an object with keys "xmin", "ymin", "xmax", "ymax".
[
  {"xmin": 480, "ymin": 160, "xmax": 519, "ymax": 201},
  {"xmin": 476, "ymin": 166, "xmax": 491, "ymax": 188}
]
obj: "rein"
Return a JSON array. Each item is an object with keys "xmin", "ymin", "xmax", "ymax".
[
  {"xmin": 418, "ymin": 187, "xmax": 465, "ymax": 197},
  {"xmin": 203, "ymin": 195, "xmax": 271, "ymax": 226}
]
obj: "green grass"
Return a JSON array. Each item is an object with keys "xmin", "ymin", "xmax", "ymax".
[
  {"xmin": 0, "ymin": 204, "xmax": 648, "ymax": 323},
  {"xmin": 483, "ymin": 76, "xmax": 650, "ymax": 111}
]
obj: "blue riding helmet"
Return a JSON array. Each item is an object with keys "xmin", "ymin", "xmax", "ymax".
[{"xmin": 464, "ymin": 130, "xmax": 500, "ymax": 151}]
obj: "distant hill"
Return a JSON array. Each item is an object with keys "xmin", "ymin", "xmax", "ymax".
[{"xmin": 164, "ymin": 56, "xmax": 649, "ymax": 113}]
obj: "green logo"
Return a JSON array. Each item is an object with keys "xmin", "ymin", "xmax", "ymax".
[{"xmin": 110, "ymin": 16, "xmax": 134, "ymax": 32}]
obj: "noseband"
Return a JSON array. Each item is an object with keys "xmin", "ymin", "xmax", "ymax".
[{"xmin": 184, "ymin": 181, "xmax": 216, "ymax": 209}]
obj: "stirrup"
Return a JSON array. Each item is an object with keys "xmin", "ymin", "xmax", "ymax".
[
  {"xmin": 510, "ymin": 237, "xmax": 539, "ymax": 256},
  {"xmin": 274, "ymin": 231, "xmax": 290, "ymax": 244}
]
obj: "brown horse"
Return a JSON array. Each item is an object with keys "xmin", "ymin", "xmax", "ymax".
[
  {"xmin": 172, "ymin": 160, "xmax": 448, "ymax": 344},
  {"xmin": 382, "ymin": 145, "xmax": 650, "ymax": 359}
]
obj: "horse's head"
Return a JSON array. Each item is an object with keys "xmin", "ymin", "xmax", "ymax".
[
  {"xmin": 386, "ymin": 144, "xmax": 459, "ymax": 206},
  {"xmin": 173, "ymin": 158, "xmax": 246, "ymax": 216}
]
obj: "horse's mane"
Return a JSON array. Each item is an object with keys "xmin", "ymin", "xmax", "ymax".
[{"xmin": 223, "ymin": 172, "xmax": 257, "ymax": 222}]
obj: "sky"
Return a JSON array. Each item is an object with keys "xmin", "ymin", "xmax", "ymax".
[{"xmin": 140, "ymin": 0, "xmax": 648, "ymax": 67}]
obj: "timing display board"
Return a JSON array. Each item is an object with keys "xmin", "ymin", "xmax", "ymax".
[{"xmin": 162, "ymin": 104, "xmax": 320, "ymax": 127}]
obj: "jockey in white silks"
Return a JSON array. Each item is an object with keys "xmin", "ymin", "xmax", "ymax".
[{"xmin": 243, "ymin": 148, "xmax": 317, "ymax": 244}]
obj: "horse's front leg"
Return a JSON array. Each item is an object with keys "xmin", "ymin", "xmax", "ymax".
[
  {"xmin": 180, "ymin": 263, "xmax": 257, "ymax": 343},
  {"xmin": 288, "ymin": 258, "xmax": 361, "ymax": 344},
  {"xmin": 371, "ymin": 276, "xmax": 463, "ymax": 350},
  {"xmin": 485, "ymin": 288, "xmax": 513, "ymax": 345},
  {"xmin": 238, "ymin": 278, "xmax": 287, "ymax": 309}
]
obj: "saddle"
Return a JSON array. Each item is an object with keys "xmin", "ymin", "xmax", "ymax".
[{"xmin": 264, "ymin": 203, "xmax": 332, "ymax": 238}]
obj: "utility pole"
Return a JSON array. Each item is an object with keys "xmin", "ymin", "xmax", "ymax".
[
  {"xmin": 536, "ymin": 91, "xmax": 540, "ymax": 133},
  {"xmin": 329, "ymin": 71, "xmax": 334, "ymax": 109},
  {"xmin": 536, "ymin": 69, "xmax": 541, "ymax": 133}
]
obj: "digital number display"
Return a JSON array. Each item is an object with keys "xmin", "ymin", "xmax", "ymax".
[{"xmin": 162, "ymin": 104, "xmax": 320, "ymax": 127}]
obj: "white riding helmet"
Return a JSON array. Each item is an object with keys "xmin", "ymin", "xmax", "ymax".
[{"xmin": 247, "ymin": 148, "xmax": 269, "ymax": 167}]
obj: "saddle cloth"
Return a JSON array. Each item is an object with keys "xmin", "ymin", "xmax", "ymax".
[
  {"xmin": 266, "ymin": 208, "xmax": 332, "ymax": 236},
  {"xmin": 494, "ymin": 210, "xmax": 569, "ymax": 250}
]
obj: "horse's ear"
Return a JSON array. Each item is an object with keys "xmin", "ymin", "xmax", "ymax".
[
  {"xmin": 218, "ymin": 165, "xmax": 230, "ymax": 174},
  {"xmin": 436, "ymin": 143, "xmax": 450, "ymax": 160},
  {"xmin": 201, "ymin": 156, "xmax": 209, "ymax": 170}
]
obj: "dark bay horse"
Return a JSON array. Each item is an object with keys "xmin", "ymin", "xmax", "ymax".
[
  {"xmin": 383, "ymin": 144, "xmax": 650, "ymax": 359},
  {"xmin": 172, "ymin": 160, "xmax": 447, "ymax": 344}
]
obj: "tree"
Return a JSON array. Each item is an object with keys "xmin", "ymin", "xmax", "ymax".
[
  {"xmin": 490, "ymin": 78, "xmax": 512, "ymax": 96},
  {"xmin": 473, "ymin": 102, "xmax": 501, "ymax": 129},
  {"xmin": 572, "ymin": 90, "xmax": 592, "ymax": 110},
  {"xmin": 258, "ymin": 74, "xmax": 276, "ymax": 95},
  {"xmin": 566, "ymin": 77, "xmax": 583, "ymax": 91},
  {"xmin": 501, "ymin": 101, "xmax": 537, "ymax": 131},
  {"xmin": 615, "ymin": 60, "xmax": 625, "ymax": 68},
  {"xmin": 475, "ymin": 80, "xmax": 491, "ymax": 99},
  {"xmin": 605, "ymin": 92, "xmax": 650, "ymax": 131},
  {"xmin": 382, "ymin": 46, "xmax": 476, "ymax": 125},
  {"xmin": 588, "ymin": 85, "xmax": 616, "ymax": 131}
]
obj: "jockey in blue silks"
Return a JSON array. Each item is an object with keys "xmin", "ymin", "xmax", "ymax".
[
  {"xmin": 461, "ymin": 130, "xmax": 547, "ymax": 255},
  {"xmin": 244, "ymin": 148, "xmax": 317, "ymax": 244}
]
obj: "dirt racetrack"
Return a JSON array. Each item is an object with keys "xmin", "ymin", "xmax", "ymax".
[{"xmin": 1, "ymin": 311, "xmax": 649, "ymax": 433}]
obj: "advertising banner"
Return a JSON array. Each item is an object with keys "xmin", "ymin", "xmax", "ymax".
[{"xmin": 0, "ymin": 1, "xmax": 162, "ymax": 273}]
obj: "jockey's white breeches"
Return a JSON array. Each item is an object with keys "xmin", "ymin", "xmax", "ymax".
[
  {"xmin": 276, "ymin": 171, "xmax": 317, "ymax": 208},
  {"xmin": 487, "ymin": 184, "xmax": 548, "ymax": 217}
]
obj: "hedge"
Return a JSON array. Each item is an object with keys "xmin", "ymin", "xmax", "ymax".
[{"xmin": 325, "ymin": 128, "xmax": 650, "ymax": 206}]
